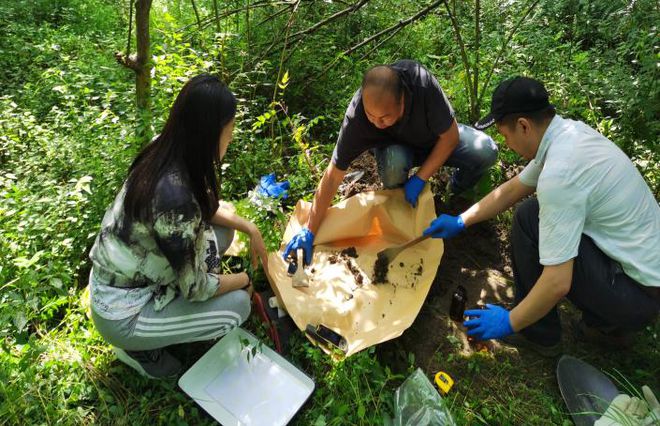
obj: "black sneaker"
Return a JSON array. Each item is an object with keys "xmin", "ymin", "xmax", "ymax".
[
  {"xmin": 502, "ymin": 333, "xmax": 562, "ymax": 358},
  {"xmin": 113, "ymin": 347, "xmax": 182, "ymax": 379}
]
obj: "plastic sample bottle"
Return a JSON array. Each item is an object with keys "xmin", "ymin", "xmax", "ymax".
[{"xmin": 449, "ymin": 285, "xmax": 467, "ymax": 322}]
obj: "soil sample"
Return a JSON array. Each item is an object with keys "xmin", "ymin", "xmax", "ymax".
[
  {"xmin": 373, "ymin": 252, "xmax": 389, "ymax": 284},
  {"xmin": 340, "ymin": 247, "xmax": 358, "ymax": 258},
  {"xmin": 324, "ymin": 247, "xmax": 365, "ymax": 285},
  {"xmin": 346, "ymin": 259, "xmax": 364, "ymax": 285}
]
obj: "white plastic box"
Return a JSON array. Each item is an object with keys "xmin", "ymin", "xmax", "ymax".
[{"xmin": 179, "ymin": 327, "xmax": 315, "ymax": 425}]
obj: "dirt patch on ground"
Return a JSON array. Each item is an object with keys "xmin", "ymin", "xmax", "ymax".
[
  {"xmin": 340, "ymin": 152, "xmax": 380, "ymax": 198},
  {"xmin": 377, "ymin": 193, "xmax": 516, "ymax": 361}
]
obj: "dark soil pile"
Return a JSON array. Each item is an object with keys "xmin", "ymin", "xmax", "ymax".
[
  {"xmin": 372, "ymin": 252, "xmax": 389, "ymax": 283},
  {"xmin": 340, "ymin": 247, "xmax": 358, "ymax": 258},
  {"xmin": 340, "ymin": 152, "xmax": 380, "ymax": 198}
]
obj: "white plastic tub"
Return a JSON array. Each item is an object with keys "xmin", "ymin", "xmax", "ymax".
[{"xmin": 179, "ymin": 327, "xmax": 314, "ymax": 425}]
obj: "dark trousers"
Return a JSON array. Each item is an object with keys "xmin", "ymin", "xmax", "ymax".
[{"xmin": 511, "ymin": 198, "xmax": 659, "ymax": 345}]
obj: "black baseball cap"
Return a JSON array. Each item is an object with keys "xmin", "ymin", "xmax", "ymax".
[{"xmin": 474, "ymin": 77, "xmax": 551, "ymax": 130}]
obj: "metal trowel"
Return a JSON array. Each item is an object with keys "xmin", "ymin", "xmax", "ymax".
[
  {"xmin": 376, "ymin": 234, "xmax": 430, "ymax": 267},
  {"xmin": 289, "ymin": 249, "xmax": 309, "ymax": 288},
  {"xmin": 556, "ymin": 355, "xmax": 619, "ymax": 426}
]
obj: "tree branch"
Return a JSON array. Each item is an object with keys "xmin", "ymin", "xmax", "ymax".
[
  {"xmin": 309, "ymin": 0, "xmax": 442, "ymax": 81},
  {"xmin": 358, "ymin": 25, "xmax": 405, "ymax": 60},
  {"xmin": 477, "ymin": 0, "xmax": 541, "ymax": 108},
  {"xmin": 443, "ymin": 0, "xmax": 476, "ymax": 120},
  {"xmin": 473, "ymin": 0, "xmax": 480, "ymax": 120},
  {"xmin": 125, "ymin": 0, "xmax": 134, "ymax": 58},
  {"xmin": 255, "ymin": 4, "xmax": 291, "ymax": 27},
  {"xmin": 190, "ymin": 0, "xmax": 202, "ymax": 31},
  {"xmin": 177, "ymin": 1, "xmax": 288, "ymax": 34},
  {"xmin": 343, "ymin": 0, "xmax": 442, "ymax": 56},
  {"xmin": 273, "ymin": 0, "xmax": 302, "ymax": 102},
  {"xmin": 287, "ymin": 0, "xmax": 370, "ymax": 43},
  {"xmin": 212, "ymin": 0, "xmax": 220, "ymax": 32},
  {"xmin": 114, "ymin": 51, "xmax": 139, "ymax": 71}
]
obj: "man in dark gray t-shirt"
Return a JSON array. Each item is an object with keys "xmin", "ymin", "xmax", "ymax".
[{"xmin": 283, "ymin": 60, "xmax": 498, "ymax": 265}]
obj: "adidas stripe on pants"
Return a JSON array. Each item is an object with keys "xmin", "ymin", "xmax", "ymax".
[{"xmin": 91, "ymin": 289, "xmax": 251, "ymax": 351}]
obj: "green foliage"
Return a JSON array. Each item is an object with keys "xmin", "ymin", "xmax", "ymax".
[
  {"xmin": 0, "ymin": 0, "xmax": 136, "ymax": 342},
  {"xmin": 0, "ymin": 0, "xmax": 657, "ymax": 424},
  {"xmin": 288, "ymin": 339, "xmax": 409, "ymax": 425}
]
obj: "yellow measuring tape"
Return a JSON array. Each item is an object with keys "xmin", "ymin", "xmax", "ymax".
[{"xmin": 434, "ymin": 371, "xmax": 454, "ymax": 395}]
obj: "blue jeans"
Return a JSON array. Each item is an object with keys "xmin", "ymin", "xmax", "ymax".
[{"xmin": 374, "ymin": 123, "xmax": 498, "ymax": 193}]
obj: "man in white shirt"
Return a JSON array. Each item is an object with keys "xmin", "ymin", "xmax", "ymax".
[{"xmin": 423, "ymin": 76, "xmax": 659, "ymax": 355}]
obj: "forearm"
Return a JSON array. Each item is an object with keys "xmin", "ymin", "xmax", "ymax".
[
  {"xmin": 210, "ymin": 206, "xmax": 256, "ymax": 235},
  {"xmin": 213, "ymin": 272, "xmax": 249, "ymax": 296},
  {"xmin": 460, "ymin": 176, "xmax": 534, "ymax": 227},
  {"xmin": 508, "ymin": 262, "xmax": 573, "ymax": 332},
  {"xmin": 417, "ymin": 120, "xmax": 459, "ymax": 180},
  {"xmin": 306, "ymin": 164, "xmax": 344, "ymax": 234}
]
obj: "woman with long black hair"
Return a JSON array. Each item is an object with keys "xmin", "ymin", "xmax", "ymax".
[{"xmin": 89, "ymin": 74, "xmax": 266, "ymax": 378}]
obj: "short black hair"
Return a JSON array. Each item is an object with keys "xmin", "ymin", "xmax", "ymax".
[
  {"xmin": 498, "ymin": 105, "xmax": 556, "ymax": 129},
  {"xmin": 361, "ymin": 65, "xmax": 403, "ymax": 103}
]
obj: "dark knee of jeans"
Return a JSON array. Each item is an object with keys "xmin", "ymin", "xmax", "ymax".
[
  {"xmin": 466, "ymin": 135, "xmax": 498, "ymax": 171},
  {"xmin": 480, "ymin": 140, "xmax": 498, "ymax": 168},
  {"xmin": 380, "ymin": 163, "xmax": 408, "ymax": 188}
]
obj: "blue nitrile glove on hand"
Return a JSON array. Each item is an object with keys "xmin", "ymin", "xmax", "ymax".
[
  {"xmin": 403, "ymin": 175, "xmax": 426, "ymax": 207},
  {"xmin": 463, "ymin": 304, "xmax": 514, "ymax": 340},
  {"xmin": 423, "ymin": 214, "xmax": 466, "ymax": 239},
  {"xmin": 256, "ymin": 173, "xmax": 290, "ymax": 199},
  {"xmin": 282, "ymin": 227, "xmax": 314, "ymax": 265}
]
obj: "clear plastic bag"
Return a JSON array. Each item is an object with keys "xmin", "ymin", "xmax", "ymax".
[{"xmin": 392, "ymin": 368, "xmax": 456, "ymax": 426}]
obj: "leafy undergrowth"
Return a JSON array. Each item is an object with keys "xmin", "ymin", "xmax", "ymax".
[
  {"xmin": 1, "ymin": 281, "xmax": 657, "ymax": 425},
  {"xmin": 1, "ymin": 0, "xmax": 658, "ymax": 424}
]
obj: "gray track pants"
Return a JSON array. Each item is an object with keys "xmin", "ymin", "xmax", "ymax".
[
  {"xmin": 91, "ymin": 225, "xmax": 251, "ymax": 351},
  {"xmin": 91, "ymin": 289, "xmax": 250, "ymax": 351}
]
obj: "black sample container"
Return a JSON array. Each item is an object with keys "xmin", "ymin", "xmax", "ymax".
[
  {"xmin": 449, "ymin": 285, "xmax": 467, "ymax": 322},
  {"xmin": 305, "ymin": 324, "xmax": 348, "ymax": 352}
]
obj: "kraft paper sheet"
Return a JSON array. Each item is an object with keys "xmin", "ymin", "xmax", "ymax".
[{"xmin": 267, "ymin": 187, "xmax": 444, "ymax": 357}]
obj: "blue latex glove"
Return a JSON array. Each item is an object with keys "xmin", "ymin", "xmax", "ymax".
[
  {"xmin": 257, "ymin": 173, "xmax": 290, "ymax": 199},
  {"xmin": 403, "ymin": 175, "xmax": 426, "ymax": 207},
  {"xmin": 463, "ymin": 304, "xmax": 514, "ymax": 340},
  {"xmin": 282, "ymin": 227, "xmax": 314, "ymax": 265},
  {"xmin": 422, "ymin": 214, "xmax": 466, "ymax": 239}
]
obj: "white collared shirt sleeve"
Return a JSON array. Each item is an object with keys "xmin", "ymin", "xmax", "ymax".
[{"xmin": 519, "ymin": 159, "xmax": 542, "ymax": 187}]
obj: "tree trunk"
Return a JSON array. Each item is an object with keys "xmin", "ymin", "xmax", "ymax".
[
  {"xmin": 115, "ymin": 0, "xmax": 153, "ymax": 145},
  {"xmin": 135, "ymin": 0, "xmax": 153, "ymax": 144}
]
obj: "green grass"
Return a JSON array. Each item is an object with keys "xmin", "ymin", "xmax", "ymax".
[{"xmin": 1, "ymin": 0, "xmax": 658, "ymax": 424}]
